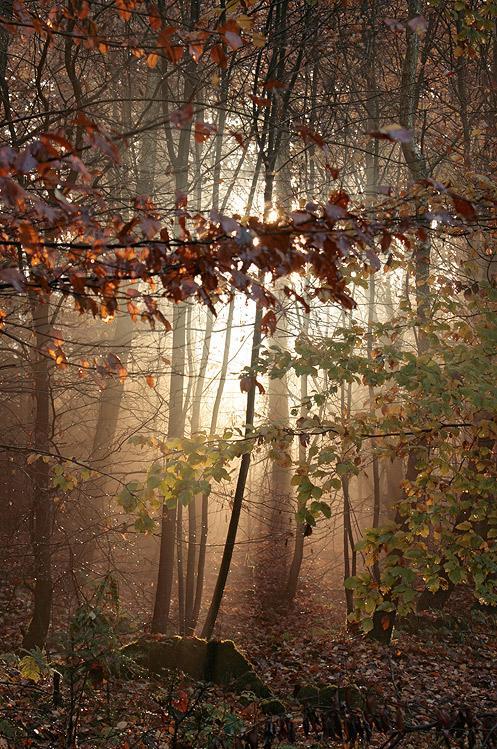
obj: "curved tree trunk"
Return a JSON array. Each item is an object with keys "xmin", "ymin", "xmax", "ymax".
[
  {"xmin": 191, "ymin": 299, "xmax": 234, "ymax": 632},
  {"xmin": 201, "ymin": 303, "xmax": 262, "ymax": 640}
]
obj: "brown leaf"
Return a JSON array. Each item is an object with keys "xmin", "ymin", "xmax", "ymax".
[
  {"xmin": 0, "ymin": 267, "xmax": 26, "ymax": 291},
  {"xmin": 368, "ymin": 124, "xmax": 413, "ymax": 143},
  {"xmin": 261, "ymin": 310, "xmax": 277, "ymax": 334},
  {"xmin": 210, "ymin": 44, "xmax": 227, "ymax": 68},
  {"xmin": 240, "ymin": 375, "xmax": 254, "ymax": 393},
  {"xmin": 170, "ymin": 104, "xmax": 194, "ymax": 128},
  {"xmin": 194, "ymin": 121, "xmax": 216, "ymax": 143},
  {"xmin": 452, "ymin": 195, "xmax": 476, "ymax": 221}
]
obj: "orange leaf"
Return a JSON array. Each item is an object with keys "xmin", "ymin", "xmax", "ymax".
[
  {"xmin": 115, "ymin": 0, "xmax": 133, "ymax": 22},
  {"xmin": 211, "ymin": 44, "xmax": 227, "ymax": 68},
  {"xmin": 146, "ymin": 52, "xmax": 159, "ymax": 68}
]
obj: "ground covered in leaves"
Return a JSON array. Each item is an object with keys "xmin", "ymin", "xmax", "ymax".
[{"xmin": 1, "ymin": 567, "xmax": 497, "ymax": 748}]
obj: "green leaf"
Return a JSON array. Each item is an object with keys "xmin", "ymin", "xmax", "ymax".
[
  {"xmin": 344, "ymin": 576, "xmax": 361, "ymax": 590},
  {"xmin": 118, "ymin": 485, "xmax": 139, "ymax": 513},
  {"xmin": 361, "ymin": 617, "xmax": 374, "ymax": 633},
  {"xmin": 134, "ymin": 514, "xmax": 155, "ymax": 533},
  {"xmin": 0, "ymin": 718, "xmax": 16, "ymax": 738}
]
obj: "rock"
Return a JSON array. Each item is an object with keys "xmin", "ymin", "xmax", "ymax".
[
  {"xmin": 122, "ymin": 636, "xmax": 271, "ymax": 697},
  {"xmin": 260, "ymin": 699, "xmax": 287, "ymax": 715},
  {"xmin": 295, "ymin": 683, "xmax": 365, "ymax": 711}
]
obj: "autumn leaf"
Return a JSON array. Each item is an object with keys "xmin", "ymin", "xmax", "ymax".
[
  {"xmin": 451, "ymin": 194, "xmax": 477, "ymax": 221},
  {"xmin": 383, "ymin": 17, "xmax": 404, "ymax": 32},
  {"xmin": 0, "ymin": 267, "xmax": 26, "ymax": 291},
  {"xmin": 236, "ymin": 14, "xmax": 253, "ymax": 31},
  {"xmin": 240, "ymin": 375, "xmax": 254, "ymax": 393},
  {"xmin": 211, "ymin": 44, "xmax": 227, "ymax": 68},
  {"xmin": 368, "ymin": 124, "xmax": 413, "ymax": 143},
  {"xmin": 148, "ymin": 4, "xmax": 162, "ymax": 31},
  {"xmin": 261, "ymin": 310, "xmax": 277, "ymax": 334},
  {"xmin": 115, "ymin": 0, "xmax": 133, "ymax": 22},
  {"xmin": 224, "ymin": 31, "xmax": 243, "ymax": 50},
  {"xmin": 195, "ymin": 121, "xmax": 216, "ymax": 143},
  {"xmin": 170, "ymin": 104, "xmax": 194, "ymax": 128},
  {"xmin": 263, "ymin": 79, "xmax": 285, "ymax": 90},
  {"xmin": 250, "ymin": 95, "xmax": 270, "ymax": 107},
  {"xmin": 19, "ymin": 655, "xmax": 42, "ymax": 683},
  {"xmin": 146, "ymin": 52, "xmax": 159, "ymax": 68},
  {"xmin": 252, "ymin": 31, "xmax": 266, "ymax": 47},
  {"xmin": 407, "ymin": 15, "xmax": 427, "ymax": 34}
]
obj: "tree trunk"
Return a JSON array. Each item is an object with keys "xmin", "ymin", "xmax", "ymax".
[
  {"xmin": 285, "ymin": 305, "xmax": 309, "ymax": 602},
  {"xmin": 191, "ymin": 299, "xmax": 234, "ymax": 632},
  {"xmin": 185, "ymin": 309, "xmax": 213, "ymax": 633},
  {"xmin": 151, "ymin": 303, "xmax": 187, "ymax": 633},
  {"xmin": 23, "ymin": 297, "xmax": 53, "ymax": 650},
  {"xmin": 264, "ymin": 291, "xmax": 292, "ymax": 592},
  {"xmin": 201, "ymin": 303, "xmax": 262, "ymax": 639}
]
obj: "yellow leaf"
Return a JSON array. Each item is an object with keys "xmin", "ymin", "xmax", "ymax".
[
  {"xmin": 237, "ymin": 13, "xmax": 253, "ymax": 30},
  {"xmin": 19, "ymin": 656, "xmax": 42, "ymax": 683}
]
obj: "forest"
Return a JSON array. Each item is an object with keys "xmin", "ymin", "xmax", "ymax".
[{"xmin": 0, "ymin": 0, "xmax": 497, "ymax": 746}]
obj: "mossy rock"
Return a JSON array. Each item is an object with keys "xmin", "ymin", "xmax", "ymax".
[
  {"xmin": 122, "ymin": 637, "xmax": 271, "ymax": 697},
  {"xmin": 295, "ymin": 683, "xmax": 365, "ymax": 711},
  {"xmin": 260, "ymin": 699, "xmax": 287, "ymax": 716}
]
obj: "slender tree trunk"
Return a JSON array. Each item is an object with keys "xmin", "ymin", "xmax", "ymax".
[
  {"xmin": 400, "ymin": 0, "xmax": 430, "ymax": 351},
  {"xmin": 340, "ymin": 377, "xmax": 355, "ymax": 618},
  {"xmin": 201, "ymin": 303, "xmax": 262, "ymax": 639},
  {"xmin": 83, "ymin": 75, "xmax": 159, "ymax": 567},
  {"xmin": 176, "ymin": 502, "xmax": 186, "ymax": 634},
  {"xmin": 23, "ymin": 298, "xmax": 53, "ymax": 650},
  {"xmin": 191, "ymin": 299, "xmax": 234, "ymax": 631},
  {"xmin": 184, "ymin": 309, "xmax": 213, "ymax": 633},
  {"xmin": 264, "ymin": 291, "xmax": 292, "ymax": 593},
  {"xmin": 152, "ymin": 304, "xmax": 187, "ymax": 633},
  {"xmin": 285, "ymin": 305, "xmax": 309, "ymax": 602},
  {"xmin": 363, "ymin": 28, "xmax": 381, "ymax": 543},
  {"xmin": 153, "ymin": 0, "xmax": 197, "ymax": 629}
]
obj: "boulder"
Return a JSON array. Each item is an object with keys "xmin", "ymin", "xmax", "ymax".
[
  {"xmin": 122, "ymin": 636, "xmax": 271, "ymax": 697},
  {"xmin": 295, "ymin": 682, "xmax": 365, "ymax": 711}
]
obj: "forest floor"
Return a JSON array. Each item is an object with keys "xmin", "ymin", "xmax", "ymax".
[{"xmin": 1, "ymin": 562, "xmax": 497, "ymax": 748}]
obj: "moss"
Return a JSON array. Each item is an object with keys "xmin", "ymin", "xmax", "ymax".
[
  {"xmin": 260, "ymin": 699, "xmax": 287, "ymax": 715},
  {"xmin": 122, "ymin": 637, "xmax": 271, "ymax": 697},
  {"xmin": 319, "ymin": 685, "xmax": 338, "ymax": 709},
  {"xmin": 340, "ymin": 684, "xmax": 364, "ymax": 710},
  {"xmin": 295, "ymin": 683, "xmax": 319, "ymax": 706},
  {"xmin": 295, "ymin": 683, "xmax": 364, "ymax": 711}
]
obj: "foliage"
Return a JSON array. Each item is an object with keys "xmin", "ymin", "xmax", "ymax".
[
  {"xmin": 256, "ymin": 264, "xmax": 497, "ymax": 631},
  {"xmin": 118, "ymin": 432, "xmax": 245, "ymax": 529}
]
